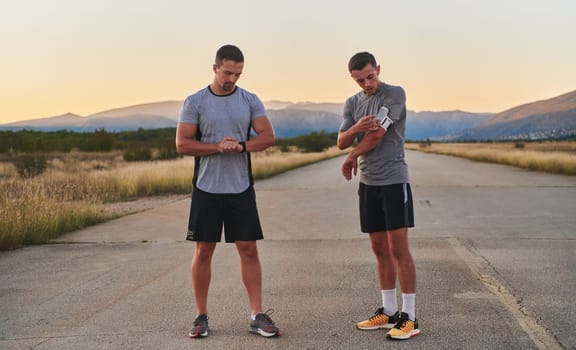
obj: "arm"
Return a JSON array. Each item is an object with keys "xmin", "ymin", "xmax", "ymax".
[
  {"xmin": 245, "ymin": 115, "xmax": 275, "ymax": 152},
  {"xmin": 175, "ymin": 123, "xmax": 240, "ymax": 156},
  {"xmin": 349, "ymin": 127, "xmax": 386, "ymax": 158},
  {"xmin": 337, "ymin": 115, "xmax": 378, "ymax": 150},
  {"xmin": 175, "ymin": 114, "xmax": 274, "ymax": 156},
  {"xmin": 341, "ymin": 127, "xmax": 386, "ymax": 180},
  {"xmin": 176, "ymin": 123, "xmax": 215, "ymax": 156}
]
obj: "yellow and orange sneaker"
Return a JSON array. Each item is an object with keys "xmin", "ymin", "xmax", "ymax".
[
  {"xmin": 386, "ymin": 312, "xmax": 421, "ymax": 340},
  {"xmin": 356, "ymin": 308, "xmax": 398, "ymax": 330}
]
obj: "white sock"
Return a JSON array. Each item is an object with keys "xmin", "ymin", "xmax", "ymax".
[
  {"xmin": 381, "ymin": 289, "xmax": 398, "ymax": 316},
  {"xmin": 402, "ymin": 293, "xmax": 416, "ymax": 321}
]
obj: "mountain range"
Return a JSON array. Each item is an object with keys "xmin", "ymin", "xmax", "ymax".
[
  {"xmin": 449, "ymin": 90, "xmax": 576, "ymax": 140},
  {"xmin": 1, "ymin": 90, "xmax": 575, "ymax": 140}
]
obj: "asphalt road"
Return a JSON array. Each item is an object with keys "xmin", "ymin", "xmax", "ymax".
[{"xmin": 1, "ymin": 150, "xmax": 575, "ymax": 350}]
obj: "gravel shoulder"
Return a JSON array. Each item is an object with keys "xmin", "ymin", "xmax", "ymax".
[{"xmin": 101, "ymin": 194, "xmax": 189, "ymax": 217}]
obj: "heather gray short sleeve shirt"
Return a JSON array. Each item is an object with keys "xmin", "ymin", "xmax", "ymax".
[
  {"xmin": 179, "ymin": 86, "xmax": 267, "ymax": 194},
  {"xmin": 339, "ymin": 83, "xmax": 409, "ymax": 185}
]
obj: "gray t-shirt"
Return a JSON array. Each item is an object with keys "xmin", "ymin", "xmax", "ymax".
[
  {"xmin": 339, "ymin": 83, "xmax": 409, "ymax": 186},
  {"xmin": 179, "ymin": 86, "xmax": 267, "ymax": 194}
]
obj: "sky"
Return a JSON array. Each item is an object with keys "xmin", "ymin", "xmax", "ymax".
[{"xmin": 1, "ymin": 0, "xmax": 575, "ymax": 123}]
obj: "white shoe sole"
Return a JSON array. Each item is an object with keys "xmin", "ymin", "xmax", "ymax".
[
  {"xmin": 250, "ymin": 328, "xmax": 279, "ymax": 337},
  {"xmin": 387, "ymin": 329, "xmax": 421, "ymax": 339},
  {"xmin": 356, "ymin": 323, "xmax": 395, "ymax": 330}
]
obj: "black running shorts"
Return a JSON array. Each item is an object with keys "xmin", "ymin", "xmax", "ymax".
[
  {"xmin": 186, "ymin": 186, "xmax": 264, "ymax": 243},
  {"xmin": 358, "ymin": 183, "xmax": 415, "ymax": 233}
]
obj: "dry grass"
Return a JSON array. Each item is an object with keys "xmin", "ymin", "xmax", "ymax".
[
  {"xmin": 252, "ymin": 146, "xmax": 346, "ymax": 178},
  {"xmin": 406, "ymin": 141, "xmax": 576, "ymax": 175},
  {"xmin": 0, "ymin": 147, "xmax": 346, "ymax": 250}
]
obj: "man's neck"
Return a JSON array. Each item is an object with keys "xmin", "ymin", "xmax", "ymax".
[{"xmin": 209, "ymin": 83, "xmax": 236, "ymax": 96}]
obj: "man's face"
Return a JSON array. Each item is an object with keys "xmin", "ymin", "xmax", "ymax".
[
  {"xmin": 213, "ymin": 59, "xmax": 244, "ymax": 92},
  {"xmin": 350, "ymin": 64, "xmax": 381, "ymax": 95}
]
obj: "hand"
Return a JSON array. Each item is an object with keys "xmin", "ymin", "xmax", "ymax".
[
  {"xmin": 341, "ymin": 155, "xmax": 358, "ymax": 181},
  {"xmin": 353, "ymin": 115, "xmax": 380, "ymax": 134},
  {"xmin": 218, "ymin": 137, "xmax": 242, "ymax": 153}
]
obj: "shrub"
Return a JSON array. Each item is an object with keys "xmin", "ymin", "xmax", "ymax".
[
  {"xmin": 277, "ymin": 131, "xmax": 337, "ymax": 153},
  {"xmin": 11, "ymin": 153, "xmax": 48, "ymax": 178},
  {"xmin": 123, "ymin": 147, "xmax": 152, "ymax": 161},
  {"xmin": 157, "ymin": 146, "xmax": 181, "ymax": 160}
]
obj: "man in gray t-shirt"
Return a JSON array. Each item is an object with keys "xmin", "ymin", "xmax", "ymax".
[
  {"xmin": 176, "ymin": 45, "xmax": 280, "ymax": 338},
  {"xmin": 337, "ymin": 52, "xmax": 420, "ymax": 340}
]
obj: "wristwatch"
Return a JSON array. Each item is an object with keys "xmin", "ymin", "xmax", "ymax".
[{"xmin": 239, "ymin": 141, "xmax": 246, "ymax": 153}]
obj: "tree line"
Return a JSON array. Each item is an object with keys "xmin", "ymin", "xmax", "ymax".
[
  {"xmin": 0, "ymin": 128, "xmax": 337, "ymax": 155},
  {"xmin": 0, "ymin": 129, "xmax": 338, "ymax": 177},
  {"xmin": 0, "ymin": 128, "xmax": 177, "ymax": 155}
]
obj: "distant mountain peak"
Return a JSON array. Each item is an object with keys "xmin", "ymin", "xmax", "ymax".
[
  {"xmin": 59, "ymin": 112, "xmax": 83, "ymax": 118},
  {"xmin": 451, "ymin": 89, "xmax": 576, "ymax": 140},
  {"xmin": 88, "ymin": 100, "xmax": 183, "ymax": 119},
  {"xmin": 482, "ymin": 89, "xmax": 576, "ymax": 126},
  {"xmin": 2, "ymin": 112, "xmax": 84, "ymax": 127}
]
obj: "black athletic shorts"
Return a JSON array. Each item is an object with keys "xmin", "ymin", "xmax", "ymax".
[
  {"xmin": 186, "ymin": 186, "xmax": 264, "ymax": 243},
  {"xmin": 358, "ymin": 183, "xmax": 415, "ymax": 233}
]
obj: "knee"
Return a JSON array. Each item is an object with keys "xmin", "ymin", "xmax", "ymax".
[
  {"xmin": 391, "ymin": 248, "xmax": 411, "ymax": 263},
  {"xmin": 237, "ymin": 242, "xmax": 259, "ymax": 260},
  {"xmin": 194, "ymin": 243, "xmax": 216, "ymax": 260},
  {"xmin": 371, "ymin": 245, "xmax": 390, "ymax": 260}
]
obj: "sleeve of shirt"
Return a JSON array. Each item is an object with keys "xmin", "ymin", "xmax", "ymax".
[
  {"xmin": 339, "ymin": 97, "xmax": 355, "ymax": 132},
  {"xmin": 179, "ymin": 95, "xmax": 199, "ymax": 124},
  {"xmin": 249, "ymin": 93, "xmax": 267, "ymax": 120},
  {"xmin": 387, "ymin": 87, "xmax": 406, "ymax": 122}
]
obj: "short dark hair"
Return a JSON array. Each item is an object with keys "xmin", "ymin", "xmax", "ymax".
[
  {"xmin": 215, "ymin": 45, "xmax": 244, "ymax": 64},
  {"xmin": 348, "ymin": 52, "xmax": 377, "ymax": 72}
]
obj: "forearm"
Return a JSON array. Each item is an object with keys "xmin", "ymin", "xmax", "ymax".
[
  {"xmin": 341, "ymin": 129, "xmax": 383, "ymax": 181},
  {"xmin": 176, "ymin": 138, "xmax": 219, "ymax": 157},
  {"xmin": 338, "ymin": 114, "xmax": 381, "ymax": 149},
  {"xmin": 337, "ymin": 127, "xmax": 359, "ymax": 149},
  {"xmin": 245, "ymin": 129, "xmax": 275, "ymax": 152},
  {"xmin": 348, "ymin": 129, "xmax": 385, "ymax": 158}
]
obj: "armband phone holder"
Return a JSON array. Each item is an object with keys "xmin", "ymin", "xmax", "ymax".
[{"xmin": 377, "ymin": 106, "xmax": 393, "ymax": 130}]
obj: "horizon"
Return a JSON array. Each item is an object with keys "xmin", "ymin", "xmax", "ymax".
[
  {"xmin": 1, "ymin": 0, "xmax": 575, "ymax": 123},
  {"xmin": 0, "ymin": 94, "xmax": 545, "ymax": 125},
  {"xmin": 3, "ymin": 89, "xmax": 574, "ymax": 125}
]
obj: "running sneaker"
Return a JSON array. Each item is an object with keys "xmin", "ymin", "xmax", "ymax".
[
  {"xmin": 189, "ymin": 314, "xmax": 209, "ymax": 338},
  {"xmin": 249, "ymin": 309, "xmax": 281, "ymax": 337},
  {"xmin": 386, "ymin": 312, "xmax": 420, "ymax": 340},
  {"xmin": 356, "ymin": 307, "xmax": 398, "ymax": 330}
]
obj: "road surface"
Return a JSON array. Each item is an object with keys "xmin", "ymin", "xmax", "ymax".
[{"xmin": 1, "ymin": 150, "xmax": 575, "ymax": 349}]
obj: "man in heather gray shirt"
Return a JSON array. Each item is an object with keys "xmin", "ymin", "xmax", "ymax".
[
  {"xmin": 176, "ymin": 44, "xmax": 280, "ymax": 339},
  {"xmin": 337, "ymin": 52, "xmax": 420, "ymax": 340}
]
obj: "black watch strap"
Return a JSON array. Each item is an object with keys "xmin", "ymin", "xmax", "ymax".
[{"xmin": 239, "ymin": 141, "xmax": 246, "ymax": 153}]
